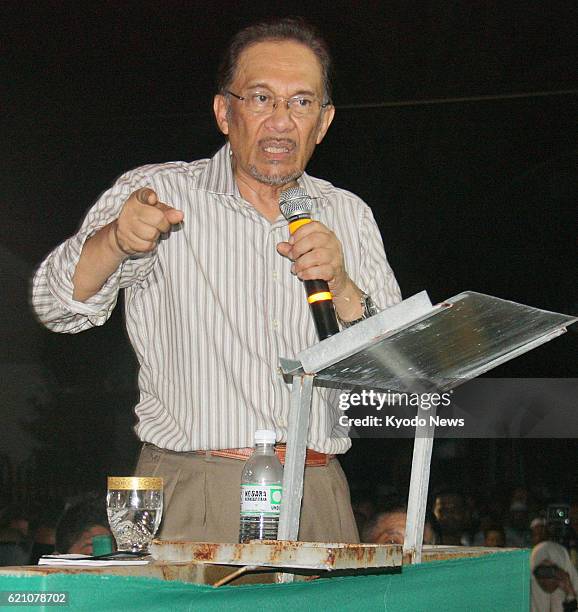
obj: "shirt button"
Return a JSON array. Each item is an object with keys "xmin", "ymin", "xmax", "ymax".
[
  {"xmin": 272, "ymin": 271, "xmax": 279, "ymax": 281},
  {"xmin": 272, "ymin": 319, "xmax": 279, "ymax": 329}
]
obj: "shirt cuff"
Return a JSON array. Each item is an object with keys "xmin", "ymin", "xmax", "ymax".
[{"xmin": 44, "ymin": 233, "xmax": 124, "ymax": 326}]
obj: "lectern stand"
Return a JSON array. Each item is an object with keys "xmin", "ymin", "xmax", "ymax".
[{"xmin": 278, "ymin": 291, "xmax": 576, "ymax": 564}]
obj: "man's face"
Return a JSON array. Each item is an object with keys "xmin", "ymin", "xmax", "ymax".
[
  {"xmin": 484, "ymin": 529, "xmax": 505, "ymax": 547},
  {"xmin": 214, "ymin": 40, "xmax": 335, "ymax": 190},
  {"xmin": 370, "ymin": 511, "xmax": 436, "ymax": 545},
  {"xmin": 433, "ymin": 494, "xmax": 467, "ymax": 533},
  {"xmin": 535, "ymin": 560, "xmax": 563, "ymax": 594},
  {"xmin": 68, "ymin": 524, "xmax": 111, "ymax": 555},
  {"xmin": 372, "ymin": 511, "xmax": 406, "ymax": 544}
]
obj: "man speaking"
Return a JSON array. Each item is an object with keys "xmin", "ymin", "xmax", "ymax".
[{"xmin": 32, "ymin": 17, "xmax": 401, "ymax": 543}]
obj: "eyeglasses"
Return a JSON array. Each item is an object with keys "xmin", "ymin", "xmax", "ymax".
[{"xmin": 227, "ymin": 90, "xmax": 330, "ymax": 118}]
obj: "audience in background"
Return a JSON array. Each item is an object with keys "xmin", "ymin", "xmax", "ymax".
[
  {"xmin": 350, "ymin": 483, "xmax": 578, "ymax": 570},
  {"xmin": 483, "ymin": 526, "xmax": 506, "ymax": 548},
  {"xmin": 0, "ymin": 505, "xmax": 29, "ymax": 540},
  {"xmin": 0, "ymin": 506, "xmax": 31, "ymax": 566},
  {"xmin": 350, "ymin": 490, "xmax": 376, "ymax": 539},
  {"xmin": 473, "ymin": 513, "xmax": 500, "ymax": 545},
  {"xmin": 532, "ymin": 517, "xmax": 549, "ymax": 546},
  {"xmin": 531, "ymin": 541, "xmax": 578, "ymax": 612},
  {"xmin": 432, "ymin": 490, "xmax": 471, "ymax": 545},
  {"xmin": 0, "ymin": 527, "xmax": 28, "ymax": 566},
  {"xmin": 0, "ymin": 493, "xmax": 112, "ymax": 565},
  {"xmin": 505, "ymin": 500, "xmax": 532, "ymax": 547},
  {"xmin": 361, "ymin": 498, "xmax": 436, "ymax": 545},
  {"xmin": 3, "ymin": 479, "xmax": 578, "ymax": 574},
  {"xmin": 27, "ymin": 506, "xmax": 62, "ymax": 564},
  {"xmin": 55, "ymin": 492, "xmax": 111, "ymax": 555}
]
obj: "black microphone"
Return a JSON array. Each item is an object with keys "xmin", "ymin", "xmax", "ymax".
[{"xmin": 279, "ymin": 187, "xmax": 340, "ymax": 340}]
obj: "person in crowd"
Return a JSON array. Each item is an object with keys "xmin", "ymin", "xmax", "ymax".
[
  {"xmin": 432, "ymin": 490, "xmax": 470, "ymax": 545},
  {"xmin": 351, "ymin": 489, "xmax": 377, "ymax": 538},
  {"xmin": 504, "ymin": 500, "xmax": 532, "ymax": 547},
  {"xmin": 54, "ymin": 493, "xmax": 112, "ymax": 555},
  {"xmin": 31, "ymin": 16, "xmax": 401, "ymax": 543},
  {"xmin": 483, "ymin": 525, "xmax": 506, "ymax": 547},
  {"xmin": 0, "ymin": 505, "xmax": 29, "ymax": 540},
  {"xmin": 0, "ymin": 527, "xmax": 29, "ymax": 566},
  {"xmin": 566, "ymin": 503, "xmax": 578, "ymax": 567},
  {"xmin": 472, "ymin": 510, "xmax": 503, "ymax": 546},
  {"xmin": 362, "ymin": 498, "xmax": 436, "ymax": 545},
  {"xmin": 531, "ymin": 540, "xmax": 578, "ymax": 612},
  {"xmin": 510, "ymin": 486, "xmax": 530, "ymax": 508},
  {"xmin": 27, "ymin": 506, "xmax": 62, "ymax": 564},
  {"xmin": 531, "ymin": 517, "xmax": 548, "ymax": 546}
]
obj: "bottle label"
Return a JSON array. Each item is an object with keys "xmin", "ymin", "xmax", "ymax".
[{"xmin": 240, "ymin": 484, "xmax": 283, "ymax": 515}]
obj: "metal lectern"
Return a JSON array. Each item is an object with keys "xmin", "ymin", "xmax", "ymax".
[{"xmin": 277, "ymin": 291, "xmax": 577, "ymax": 564}]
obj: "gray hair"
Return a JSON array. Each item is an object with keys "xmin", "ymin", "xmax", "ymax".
[{"xmin": 217, "ymin": 16, "xmax": 333, "ymax": 103}]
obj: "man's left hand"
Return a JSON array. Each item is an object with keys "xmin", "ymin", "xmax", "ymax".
[
  {"xmin": 277, "ymin": 221, "xmax": 365, "ymax": 322},
  {"xmin": 276, "ymin": 220, "xmax": 349, "ymax": 296}
]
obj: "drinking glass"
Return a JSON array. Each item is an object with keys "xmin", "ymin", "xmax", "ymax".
[{"xmin": 106, "ymin": 476, "xmax": 163, "ymax": 553}]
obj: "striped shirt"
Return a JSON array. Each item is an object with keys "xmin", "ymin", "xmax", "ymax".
[{"xmin": 32, "ymin": 144, "xmax": 401, "ymax": 454}]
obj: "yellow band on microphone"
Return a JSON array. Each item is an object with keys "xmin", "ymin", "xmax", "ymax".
[
  {"xmin": 307, "ymin": 291, "xmax": 333, "ymax": 304},
  {"xmin": 289, "ymin": 218, "xmax": 312, "ymax": 234}
]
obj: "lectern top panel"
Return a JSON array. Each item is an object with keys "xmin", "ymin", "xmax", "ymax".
[{"xmin": 283, "ymin": 291, "xmax": 576, "ymax": 393}]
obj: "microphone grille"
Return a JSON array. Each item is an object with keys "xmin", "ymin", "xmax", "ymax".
[{"xmin": 279, "ymin": 187, "xmax": 312, "ymax": 219}]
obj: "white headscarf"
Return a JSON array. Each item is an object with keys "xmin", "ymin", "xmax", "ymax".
[{"xmin": 531, "ymin": 541, "xmax": 578, "ymax": 612}]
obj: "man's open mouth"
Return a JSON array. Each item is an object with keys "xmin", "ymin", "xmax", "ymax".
[{"xmin": 260, "ymin": 139, "xmax": 296, "ymax": 154}]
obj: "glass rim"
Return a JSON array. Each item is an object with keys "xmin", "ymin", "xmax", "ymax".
[{"xmin": 107, "ymin": 476, "xmax": 163, "ymax": 491}]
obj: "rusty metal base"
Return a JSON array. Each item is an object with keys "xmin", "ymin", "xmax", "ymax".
[{"xmin": 150, "ymin": 540, "xmax": 403, "ymax": 572}]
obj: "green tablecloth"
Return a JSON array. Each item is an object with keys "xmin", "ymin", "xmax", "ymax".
[{"xmin": 0, "ymin": 550, "xmax": 529, "ymax": 611}]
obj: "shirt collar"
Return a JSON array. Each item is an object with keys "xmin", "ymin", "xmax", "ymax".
[
  {"xmin": 297, "ymin": 172, "xmax": 328, "ymax": 208},
  {"xmin": 198, "ymin": 143, "xmax": 239, "ymax": 196},
  {"xmin": 200, "ymin": 142, "xmax": 329, "ymax": 210}
]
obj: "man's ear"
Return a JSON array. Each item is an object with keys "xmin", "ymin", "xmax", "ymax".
[
  {"xmin": 213, "ymin": 94, "xmax": 229, "ymax": 135},
  {"xmin": 315, "ymin": 105, "xmax": 335, "ymax": 145}
]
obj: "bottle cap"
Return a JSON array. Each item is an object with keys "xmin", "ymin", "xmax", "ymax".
[{"xmin": 254, "ymin": 429, "xmax": 276, "ymax": 444}]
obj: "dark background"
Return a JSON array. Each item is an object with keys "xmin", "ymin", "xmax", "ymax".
[{"xmin": 1, "ymin": 1, "xmax": 576, "ymax": 506}]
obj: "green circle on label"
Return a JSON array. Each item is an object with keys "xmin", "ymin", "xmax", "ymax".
[{"xmin": 272, "ymin": 490, "xmax": 282, "ymax": 503}]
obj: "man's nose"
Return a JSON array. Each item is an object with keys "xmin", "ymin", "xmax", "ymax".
[{"xmin": 264, "ymin": 100, "xmax": 294, "ymax": 131}]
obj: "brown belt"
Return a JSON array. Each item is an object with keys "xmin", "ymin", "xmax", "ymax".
[{"xmin": 195, "ymin": 444, "xmax": 334, "ymax": 467}]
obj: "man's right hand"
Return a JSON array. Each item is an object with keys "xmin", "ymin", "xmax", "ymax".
[
  {"xmin": 112, "ymin": 188, "xmax": 184, "ymax": 257},
  {"xmin": 72, "ymin": 187, "xmax": 184, "ymax": 302}
]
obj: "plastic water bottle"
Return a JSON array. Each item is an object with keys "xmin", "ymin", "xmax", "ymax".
[{"xmin": 239, "ymin": 430, "xmax": 283, "ymax": 542}]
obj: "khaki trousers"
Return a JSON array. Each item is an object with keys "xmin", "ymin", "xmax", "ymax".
[{"xmin": 135, "ymin": 443, "xmax": 359, "ymax": 543}]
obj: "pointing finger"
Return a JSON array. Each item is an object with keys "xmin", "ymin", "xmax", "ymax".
[{"xmin": 156, "ymin": 202, "xmax": 184, "ymax": 225}]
